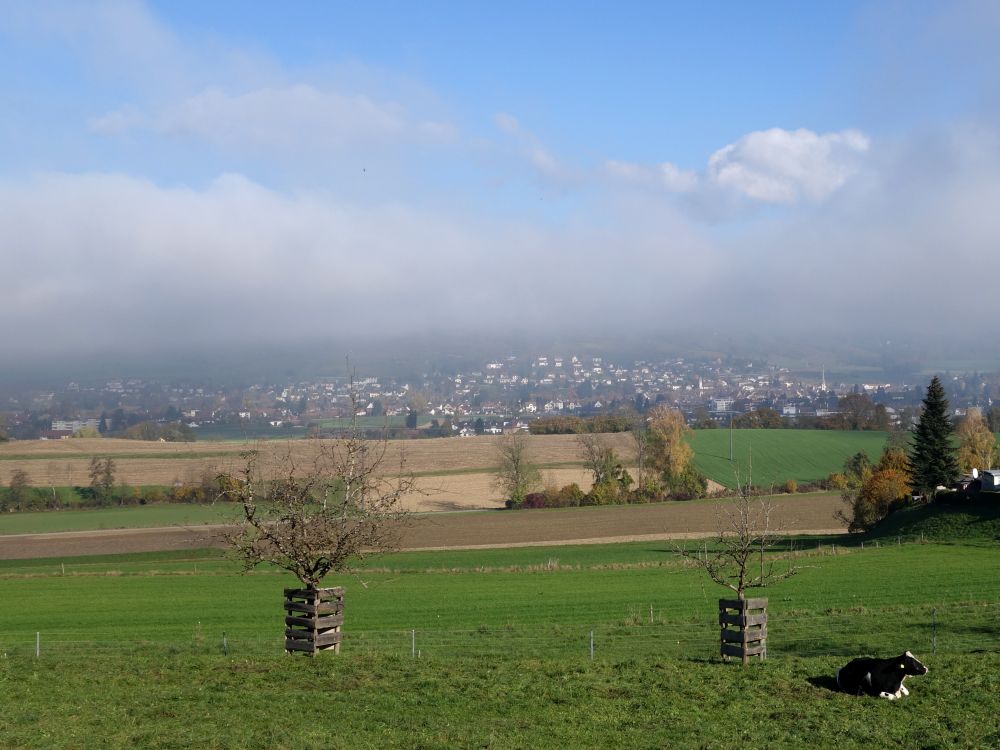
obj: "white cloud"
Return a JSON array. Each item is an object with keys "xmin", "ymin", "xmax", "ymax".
[
  {"xmin": 92, "ymin": 84, "xmax": 456, "ymax": 151},
  {"xmin": 604, "ymin": 159, "xmax": 699, "ymax": 192},
  {"xmin": 0, "ymin": 171, "xmax": 713, "ymax": 356},
  {"xmin": 493, "ymin": 112, "xmax": 575, "ymax": 185},
  {"xmin": 606, "ymin": 128, "xmax": 871, "ymax": 205},
  {"xmin": 2, "ymin": 0, "xmax": 192, "ymax": 90},
  {"xmin": 707, "ymin": 128, "xmax": 870, "ymax": 203},
  {"xmin": 2, "ymin": 117, "xmax": 1000, "ymax": 358}
]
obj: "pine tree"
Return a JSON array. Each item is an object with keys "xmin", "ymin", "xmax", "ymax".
[{"xmin": 908, "ymin": 376, "xmax": 959, "ymax": 494}]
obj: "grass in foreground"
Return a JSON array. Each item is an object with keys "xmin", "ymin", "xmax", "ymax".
[
  {"xmin": 1, "ymin": 652, "xmax": 997, "ymax": 749},
  {"xmin": 1, "ymin": 542, "xmax": 997, "ymax": 662}
]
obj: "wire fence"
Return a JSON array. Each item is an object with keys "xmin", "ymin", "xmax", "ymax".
[{"xmin": 5, "ymin": 600, "xmax": 997, "ymax": 662}]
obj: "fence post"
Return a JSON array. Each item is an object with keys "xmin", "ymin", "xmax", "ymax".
[
  {"xmin": 222, "ymin": 632, "xmax": 228, "ymax": 656},
  {"xmin": 36, "ymin": 632, "xmax": 40, "ymax": 658},
  {"xmin": 590, "ymin": 630, "xmax": 594, "ymax": 660},
  {"xmin": 932, "ymin": 609, "xmax": 937, "ymax": 655},
  {"xmin": 649, "ymin": 604, "xmax": 654, "ymax": 624},
  {"xmin": 412, "ymin": 629, "xmax": 416, "ymax": 658}
]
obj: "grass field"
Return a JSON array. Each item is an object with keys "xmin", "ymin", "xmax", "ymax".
[
  {"xmin": 1, "ymin": 534, "xmax": 998, "ymax": 748},
  {"xmin": 1, "ymin": 541, "xmax": 996, "ymax": 658},
  {"xmin": 3, "ymin": 652, "xmax": 997, "ymax": 749},
  {"xmin": 691, "ymin": 429, "xmax": 890, "ymax": 487},
  {"xmin": 0, "ymin": 504, "xmax": 239, "ymax": 535}
]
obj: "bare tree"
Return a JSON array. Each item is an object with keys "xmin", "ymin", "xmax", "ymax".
[
  {"xmin": 222, "ymin": 415, "xmax": 415, "ymax": 589},
  {"xmin": 678, "ymin": 464, "xmax": 796, "ymax": 664},
  {"xmin": 4, "ymin": 469, "xmax": 34, "ymax": 511},
  {"xmin": 493, "ymin": 430, "xmax": 541, "ymax": 507},
  {"xmin": 577, "ymin": 433, "xmax": 632, "ymax": 501},
  {"xmin": 626, "ymin": 408, "xmax": 651, "ymax": 488},
  {"xmin": 576, "ymin": 433, "xmax": 615, "ymax": 486},
  {"xmin": 688, "ymin": 484, "xmax": 795, "ymax": 598}
]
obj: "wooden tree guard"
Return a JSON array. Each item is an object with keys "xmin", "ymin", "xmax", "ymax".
[
  {"xmin": 284, "ymin": 587, "xmax": 345, "ymax": 656},
  {"xmin": 719, "ymin": 597, "xmax": 767, "ymax": 663}
]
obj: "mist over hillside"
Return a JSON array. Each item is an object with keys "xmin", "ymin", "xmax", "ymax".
[{"xmin": 2, "ymin": 330, "xmax": 994, "ymax": 388}]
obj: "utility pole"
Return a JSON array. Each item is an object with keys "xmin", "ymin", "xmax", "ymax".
[{"xmin": 729, "ymin": 410, "xmax": 734, "ymax": 462}]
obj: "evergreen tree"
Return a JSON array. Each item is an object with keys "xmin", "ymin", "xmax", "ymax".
[{"xmin": 908, "ymin": 376, "xmax": 959, "ymax": 494}]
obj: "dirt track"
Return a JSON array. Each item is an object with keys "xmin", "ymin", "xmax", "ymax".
[{"xmin": 0, "ymin": 494, "xmax": 847, "ymax": 560}]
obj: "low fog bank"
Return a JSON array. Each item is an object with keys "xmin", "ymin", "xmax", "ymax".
[{"xmin": 2, "ymin": 330, "xmax": 995, "ymax": 388}]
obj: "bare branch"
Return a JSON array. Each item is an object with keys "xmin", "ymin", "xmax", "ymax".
[
  {"xmin": 674, "ymin": 463, "xmax": 797, "ymax": 599},
  {"xmin": 221, "ymin": 384, "xmax": 415, "ymax": 588}
]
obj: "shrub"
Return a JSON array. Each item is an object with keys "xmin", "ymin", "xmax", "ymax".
[
  {"xmin": 520, "ymin": 492, "xmax": 548, "ymax": 509},
  {"xmin": 783, "ymin": 479, "xmax": 798, "ymax": 494},
  {"xmin": 666, "ymin": 465, "xmax": 708, "ymax": 500},
  {"xmin": 845, "ymin": 468, "xmax": 911, "ymax": 532},
  {"xmin": 826, "ymin": 472, "xmax": 848, "ymax": 490}
]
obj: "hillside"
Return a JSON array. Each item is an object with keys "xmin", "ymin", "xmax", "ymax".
[{"xmin": 866, "ymin": 494, "xmax": 1000, "ymax": 542}]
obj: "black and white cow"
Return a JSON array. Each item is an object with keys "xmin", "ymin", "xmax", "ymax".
[{"xmin": 836, "ymin": 651, "xmax": 928, "ymax": 699}]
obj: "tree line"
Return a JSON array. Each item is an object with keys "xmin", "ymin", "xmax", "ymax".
[
  {"xmin": 838, "ymin": 376, "xmax": 999, "ymax": 532},
  {"xmin": 496, "ymin": 406, "xmax": 708, "ymax": 509},
  {"xmin": 0, "ymin": 458, "xmax": 226, "ymax": 512}
]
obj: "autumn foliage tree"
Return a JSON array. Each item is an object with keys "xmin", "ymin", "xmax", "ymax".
[
  {"xmin": 957, "ymin": 409, "xmax": 998, "ymax": 473},
  {"xmin": 646, "ymin": 406, "xmax": 707, "ymax": 498},
  {"xmin": 840, "ymin": 445, "xmax": 914, "ymax": 532}
]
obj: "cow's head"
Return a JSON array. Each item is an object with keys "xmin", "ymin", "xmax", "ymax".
[{"xmin": 900, "ymin": 651, "xmax": 929, "ymax": 675}]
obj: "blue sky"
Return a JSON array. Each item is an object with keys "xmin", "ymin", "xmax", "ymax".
[{"xmin": 1, "ymin": 1, "xmax": 999, "ymax": 357}]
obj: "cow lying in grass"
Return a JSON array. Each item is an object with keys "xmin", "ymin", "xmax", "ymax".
[{"xmin": 836, "ymin": 651, "xmax": 928, "ymax": 699}]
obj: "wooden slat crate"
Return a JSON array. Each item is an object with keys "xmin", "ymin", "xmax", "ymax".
[
  {"xmin": 283, "ymin": 587, "xmax": 345, "ymax": 656},
  {"xmin": 718, "ymin": 597, "xmax": 767, "ymax": 663}
]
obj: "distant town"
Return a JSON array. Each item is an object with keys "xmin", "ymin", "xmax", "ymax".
[{"xmin": 3, "ymin": 354, "xmax": 998, "ymax": 442}]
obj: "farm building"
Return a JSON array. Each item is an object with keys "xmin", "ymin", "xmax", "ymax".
[{"xmin": 980, "ymin": 470, "xmax": 1000, "ymax": 491}]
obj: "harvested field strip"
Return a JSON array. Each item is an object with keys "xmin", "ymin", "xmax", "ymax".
[
  {"xmin": 0, "ymin": 450, "xmax": 238, "ymax": 461},
  {"xmin": 0, "ymin": 493, "xmax": 847, "ymax": 557},
  {"xmin": 410, "ymin": 460, "xmax": 583, "ymax": 478}
]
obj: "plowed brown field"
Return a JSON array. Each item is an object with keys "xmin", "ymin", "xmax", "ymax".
[{"xmin": 0, "ymin": 494, "xmax": 847, "ymax": 560}]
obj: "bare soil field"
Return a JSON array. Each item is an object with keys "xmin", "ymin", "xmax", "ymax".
[
  {"xmin": 0, "ymin": 493, "xmax": 846, "ymax": 560},
  {"xmin": 413, "ymin": 468, "xmax": 594, "ymax": 511}
]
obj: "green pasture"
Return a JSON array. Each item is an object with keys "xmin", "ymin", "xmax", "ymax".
[
  {"xmin": 1, "ymin": 540, "xmax": 997, "ymax": 660},
  {"xmin": 1, "ymin": 539, "xmax": 998, "ymax": 748},
  {"xmin": 691, "ymin": 429, "xmax": 891, "ymax": 487},
  {"xmin": 2, "ymin": 651, "xmax": 996, "ymax": 749}
]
